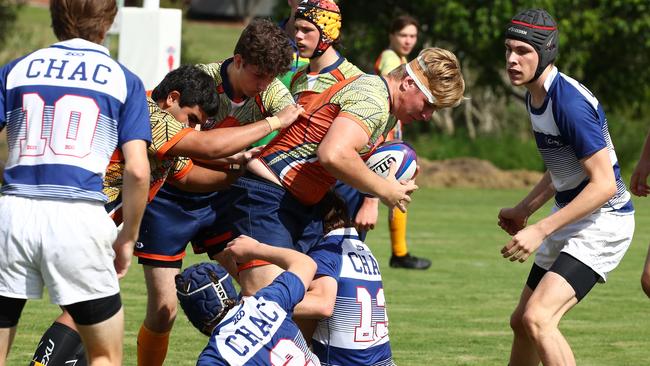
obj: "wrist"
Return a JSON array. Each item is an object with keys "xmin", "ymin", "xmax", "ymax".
[{"xmin": 265, "ymin": 116, "xmax": 282, "ymax": 131}]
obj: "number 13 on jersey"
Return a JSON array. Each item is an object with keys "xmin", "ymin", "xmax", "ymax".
[{"xmin": 355, "ymin": 287, "xmax": 388, "ymax": 342}]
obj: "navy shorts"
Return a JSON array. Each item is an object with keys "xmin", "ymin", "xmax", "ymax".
[
  {"xmin": 204, "ymin": 173, "xmax": 324, "ymax": 257},
  {"xmin": 136, "ymin": 183, "xmax": 228, "ymax": 268}
]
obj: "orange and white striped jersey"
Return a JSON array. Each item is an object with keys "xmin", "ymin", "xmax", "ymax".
[{"xmin": 258, "ymin": 74, "xmax": 397, "ymax": 205}]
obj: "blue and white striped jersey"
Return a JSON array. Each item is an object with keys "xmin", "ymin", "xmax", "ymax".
[
  {"xmin": 309, "ymin": 228, "xmax": 393, "ymax": 366},
  {"xmin": 528, "ymin": 67, "xmax": 632, "ymax": 213},
  {"xmin": 198, "ymin": 271, "xmax": 319, "ymax": 366},
  {"xmin": 0, "ymin": 38, "xmax": 151, "ymax": 202}
]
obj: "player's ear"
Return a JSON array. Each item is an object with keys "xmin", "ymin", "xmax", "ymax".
[
  {"xmin": 400, "ymin": 75, "xmax": 415, "ymax": 93},
  {"xmin": 233, "ymin": 54, "xmax": 244, "ymax": 69},
  {"xmin": 165, "ymin": 90, "xmax": 181, "ymax": 107}
]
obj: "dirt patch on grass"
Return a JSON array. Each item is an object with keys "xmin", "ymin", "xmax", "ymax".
[{"xmin": 417, "ymin": 157, "xmax": 543, "ymax": 189}]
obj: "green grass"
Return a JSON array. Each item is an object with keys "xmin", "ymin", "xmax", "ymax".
[{"xmin": 7, "ymin": 187, "xmax": 650, "ymax": 365}]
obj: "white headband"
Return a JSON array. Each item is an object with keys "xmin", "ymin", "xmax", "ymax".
[{"xmin": 405, "ymin": 56, "xmax": 436, "ymax": 104}]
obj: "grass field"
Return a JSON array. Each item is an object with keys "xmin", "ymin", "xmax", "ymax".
[{"xmin": 6, "ymin": 188, "xmax": 650, "ymax": 365}]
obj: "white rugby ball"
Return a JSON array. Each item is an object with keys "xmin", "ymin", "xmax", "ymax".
[{"xmin": 365, "ymin": 140, "xmax": 417, "ymax": 181}]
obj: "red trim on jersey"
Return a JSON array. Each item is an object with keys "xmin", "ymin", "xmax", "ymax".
[{"xmin": 511, "ymin": 20, "xmax": 557, "ymax": 31}]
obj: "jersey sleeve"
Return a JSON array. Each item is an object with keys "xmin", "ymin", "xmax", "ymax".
[
  {"xmin": 553, "ymin": 98, "xmax": 607, "ymax": 159},
  {"xmin": 308, "ymin": 242, "xmax": 342, "ymax": 280},
  {"xmin": 118, "ymin": 71, "xmax": 151, "ymax": 146},
  {"xmin": 147, "ymin": 98, "xmax": 194, "ymax": 159},
  {"xmin": 255, "ymin": 271, "xmax": 306, "ymax": 312},
  {"xmin": 260, "ymin": 78, "xmax": 294, "ymax": 115},
  {"xmin": 333, "ymin": 76, "xmax": 391, "ymax": 141}
]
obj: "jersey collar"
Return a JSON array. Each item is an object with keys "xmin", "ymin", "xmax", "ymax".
[{"xmin": 51, "ymin": 38, "xmax": 110, "ymax": 56}]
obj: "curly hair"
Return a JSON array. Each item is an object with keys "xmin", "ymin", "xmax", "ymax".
[
  {"xmin": 151, "ymin": 65, "xmax": 220, "ymax": 117},
  {"xmin": 233, "ymin": 18, "xmax": 293, "ymax": 77},
  {"xmin": 50, "ymin": 0, "xmax": 117, "ymax": 43}
]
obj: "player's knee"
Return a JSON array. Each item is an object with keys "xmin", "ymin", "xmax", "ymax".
[
  {"xmin": 641, "ymin": 272, "xmax": 650, "ymax": 298},
  {"xmin": 0, "ymin": 296, "xmax": 26, "ymax": 328},
  {"xmin": 521, "ymin": 306, "xmax": 551, "ymax": 337},
  {"xmin": 64, "ymin": 293, "xmax": 122, "ymax": 326},
  {"xmin": 509, "ymin": 310, "xmax": 526, "ymax": 335},
  {"xmin": 147, "ymin": 301, "xmax": 178, "ymax": 328}
]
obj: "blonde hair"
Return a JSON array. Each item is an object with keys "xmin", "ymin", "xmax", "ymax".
[{"xmin": 389, "ymin": 47, "xmax": 465, "ymax": 109}]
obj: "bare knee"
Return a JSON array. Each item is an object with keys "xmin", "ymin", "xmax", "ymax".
[
  {"xmin": 145, "ymin": 300, "xmax": 177, "ymax": 332},
  {"xmin": 510, "ymin": 310, "xmax": 527, "ymax": 336},
  {"xmin": 521, "ymin": 306, "xmax": 553, "ymax": 339},
  {"xmin": 641, "ymin": 272, "xmax": 650, "ymax": 298}
]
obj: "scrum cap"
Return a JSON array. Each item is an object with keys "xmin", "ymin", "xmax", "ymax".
[
  {"xmin": 506, "ymin": 9, "xmax": 558, "ymax": 81},
  {"xmin": 176, "ymin": 262, "xmax": 238, "ymax": 336},
  {"xmin": 295, "ymin": 0, "xmax": 341, "ymax": 58}
]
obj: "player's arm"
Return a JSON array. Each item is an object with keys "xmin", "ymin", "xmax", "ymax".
[
  {"xmin": 318, "ymin": 116, "xmax": 417, "ymax": 212},
  {"xmin": 355, "ymin": 196, "xmax": 380, "ymax": 231},
  {"xmin": 630, "ymin": 130, "xmax": 650, "ymax": 197},
  {"xmin": 498, "ymin": 171, "xmax": 554, "ymax": 235},
  {"xmin": 113, "ymin": 139, "xmax": 150, "ymax": 278},
  {"xmin": 502, "ymin": 148, "xmax": 616, "ymax": 262},
  {"xmin": 167, "ymin": 104, "xmax": 303, "ymax": 160},
  {"xmin": 224, "ymin": 235, "xmax": 316, "ymax": 291},
  {"xmin": 293, "ymin": 276, "xmax": 338, "ymax": 319}
]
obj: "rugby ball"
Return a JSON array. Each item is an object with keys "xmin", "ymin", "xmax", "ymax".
[{"xmin": 365, "ymin": 140, "xmax": 417, "ymax": 181}]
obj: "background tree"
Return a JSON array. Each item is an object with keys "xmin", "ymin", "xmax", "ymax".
[{"xmin": 0, "ymin": 0, "xmax": 19, "ymax": 50}]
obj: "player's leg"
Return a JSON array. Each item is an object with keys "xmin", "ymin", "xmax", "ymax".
[
  {"xmin": 199, "ymin": 174, "xmax": 321, "ymax": 296},
  {"xmin": 40, "ymin": 200, "xmax": 123, "ymax": 365},
  {"xmin": 138, "ymin": 265, "xmax": 180, "ymax": 365},
  {"xmin": 0, "ymin": 296, "xmax": 26, "ymax": 364},
  {"xmin": 0, "ymin": 196, "xmax": 45, "ymax": 364},
  {"xmin": 521, "ymin": 265, "xmax": 581, "ymax": 366},
  {"xmin": 388, "ymin": 208, "xmax": 431, "ymax": 269},
  {"xmin": 641, "ymin": 244, "xmax": 650, "ymax": 297},
  {"xmin": 64, "ymin": 294, "xmax": 123, "ymax": 366},
  {"xmin": 31, "ymin": 311, "xmax": 87, "ymax": 366},
  {"xmin": 135, "ymin": 183, "xmax": 214, "ymax": 366},
  {"xmin": 508, "ymin": 264, "xmax": 543, "ymax": 365}
]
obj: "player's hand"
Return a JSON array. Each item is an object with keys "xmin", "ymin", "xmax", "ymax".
[
  {"xmin": 498, "ymin": 206, "xmax": 528, "ymax": 236},
  {"xmin": 379, "ymin": 162, "xmax": 418, "ymax": 213},
  {"xmin": 354, "ymin": 197, "xmax": 379, "ymax": 231},
  {"xmin": 500, "ymin": 224, "xmax": 546, "ymax": 262},
  {"xmin": 275, "ymin": 103, "xmax": 305, "ymax": 129},
  {"xmin": 224, "ymin": 235, "xmax": 263, "ymax": 263},
  {"xmin": 229, "ymin": 146, "xmax": 265, "ymax": 166},
  {"xmin": 112, "ymin": 231, "xmax": 136, "ymax": 279},
  {"xmin": 630, "ymin": 160, "xmax": 650, "ymax": 197}
]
